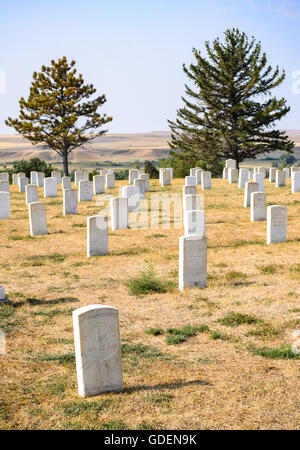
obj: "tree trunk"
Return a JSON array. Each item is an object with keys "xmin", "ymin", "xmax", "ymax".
[{"xmin": 63, "ymin": 147, "xmax": 69, "ymax": 176}]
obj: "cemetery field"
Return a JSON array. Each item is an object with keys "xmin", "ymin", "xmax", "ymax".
[{"xmin": 1, "ymin": 178, "xmax": 300, "ymax": 430}]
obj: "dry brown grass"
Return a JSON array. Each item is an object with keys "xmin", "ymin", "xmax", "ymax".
[{"xmin": 0, "ymin": 178, "xmax": 299, "ymax": 430}]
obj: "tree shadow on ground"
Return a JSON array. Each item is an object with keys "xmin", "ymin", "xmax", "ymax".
[{"xmin": 124, "ymin": 379, "xmax": 212, "ymax": 394}]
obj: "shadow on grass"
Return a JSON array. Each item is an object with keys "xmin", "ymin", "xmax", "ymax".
[
  {"xmin": 11, "ymin": 296, "xmax": 80, "ymax": 307},
  {"xmin": 123, "ymin": 379, "xmax": 212, "ymax": 394}
]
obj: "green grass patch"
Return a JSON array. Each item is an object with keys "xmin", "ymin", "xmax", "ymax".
[
  {"xmin": 248, "ymin": 344, "xmax": 300, "ymax": 360},
  {"xmin": 62, "ymin": 399, "xmax": 113, "ymax": 417},
  {"xmin": 246, "ymin": 323, "xmax": 280, "ymax": 337},
  {"xmin": 209, "ymin": 330, "xmax": 229, "ymax": 340},
  {"xmin": 31, "ymin": 352, "xmax": 75, "ymax": 365},
  {"xmin": 225, "ymin": 271, "xmax": 247, "ymax": 281},
  {"xmin": 31, "ymin": 308, "xmax": 74, "ymax": 318},
  {"xmin": 145, "ymin": 327, "xmax": 164, "ymax": 336},
  {"xmin": 218, "ymin": 312, "xmax": 260, "ymax": 327},
  {"xmin": 121, "ymin": 342, "xmax": 171, "ymax": 361},
  {"xmin": 165, "ymin": 324, "xmax": 209, "ymax": 345},
  {"xmin": 256, "ymin": 264, "xmax": 279, "ymax": 274},
  {"xmin": 125, "ymin": 264, "xmax": 174, "ymax": 296}
]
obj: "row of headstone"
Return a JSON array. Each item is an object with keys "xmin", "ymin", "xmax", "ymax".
[{"xmin": 185, "ymin": 171, "xmax": 211, "ymax": 189}]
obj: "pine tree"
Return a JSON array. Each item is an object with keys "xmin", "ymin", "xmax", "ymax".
[
  {"xmin": 168, "ymin": 28, "xmax": 294, "ymax": 168},
  {"xmin": 6, "ymin": 57, "xmax": 112, "ymax": 175}
]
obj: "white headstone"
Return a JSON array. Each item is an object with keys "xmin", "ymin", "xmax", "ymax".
[
  {"xmin": 78, "ymin": 180, "xmax": 92, "ymax": 202},
  {"xmin": 0, "ymin": 173, "xmax": 9, "ymax": 181},
  {"xmin": 179, "ymin": 235, "xmax": 207, "ymax": 290},
  {"xmin": 29, "ymin": 202, "xmax": 47, "ymax": 236},
  {"xmin": 106, "ymin": 173, "xmax": 115, "ymax": 189},
  {"xmin": 225, "ymin": 159, "xmax": 236, "ymax": 169},
  {"xmin": 161, "ymin": 170, "xmax": 171, "ymax": 186},
  {"xmin": 37, "ymin": 172, "xmax": 45, "ymax": 187},
  {"xmin": 18, "ymin": 172, "xmax": 25, "ymax": 180},
  {"xmin": 0, "ymin": 181, "xmax": 9, "ymax": 192},
  {"xmin": 75, "ymin": 170, "xmax": 84, "ymax": 186},
  {"xmin": 0, "ymin": 285, "xmax": 7, "ymax": 302},
  {"xmin": 267, "ymin": 205, "xmax": 287, "ymax": 244},
  {"xmin": 190, "ymin": 167, "xmax": 201, "ymax": 177},
  {"xmin": 51, "ymin": 171, "xmax": 62, "ymax": 183},
  {"xmin": 244, "ymin": 181, "xmax": 259, "ymax": 207},
  {"xmin": 30, "ymin": 171, "xmax": 38, "ymax": 184},
  {"xmin": 275, "ymin": 170, "xmax": 286, "ymax": 187},
  {"xmin": 223, "ymin": 167, "xmax": 229, "ymax": 179},
  {"xmin": 291, "ymin": 172, "xmax": 300, "ymax": 193},
  {"xmin": 258, "ymin": 167, "xmax": 266, "ymax": 177},
  {"xmin": 129, "ymin": 169, "xmax": 139, "ymax": 184},
  {"xmin": 63, "ymin": 188, "xmax": 77, "ymax": 215},
  {"xmin": 183, "ymin": 194, "xmax": 201, "ymax": 212},
  {"xmin": 138, "ymin": 173, "xmax": 150, "ymax": 192},
  {"xmin": 228, "ymin": 168, "xmax": 238, "ymax": 184},
  {"xmin": 93, "ymin": 175, "xmax": 105, "ymax": 195},
  {"xmin": 201, "ymin": 171, "xmax": 212, "ymax": 189},
  {"xmin": 184, "ymin": 209, "xmax": 205, "ymax": 237},
  {"xmin": 122, "ymin": 185, "xmax": 140, "ymax": 212},
  {"xmin": 0, "ymin": 192, "xmax": 10, "ymax": 219},
  {"xmin": 133, "ymin": 178, "xmax": 145, "ymax": 198},
  {"xmin": 110, "ymin": 198, "xmax": 128, "ymax": 230},
  {"xmin": 195, "ymin": 169, "xmax": 203, "ymax": 185},
  {"xmin": 62, "ymin": 176, "xmax": 71, "ymax": 190},
  {"xmin": 183, "ymin": 185, "xmax": 196, "ymax": 196},
  {"xmin": 18, "ymin": 177, "xmax": 29, "ymax": 192},
  {"xmin": 238, "ymin": 168, "xmax": 249, "ymax": 188},
  {"xmin": 12, "ymin": 174, "xmax": 18, "ymax": 185},
  {"xmin": 44, "ymin": 177, "xmax": 57, "ymax": 198},
  {"xmin": 283, "ymin": 167, "xmax": 290, "ymax": 179},
  {"xmin": 250, "ymin": 192, "xmax": 266, "ymax": 222},
  {"xmin": 253, "ymin": 173, "xmax": 264, "ymax": 192},
  {"xmin": 291, "ymin": 166, "xmax": 300, "ymax": 174},
  {"xmin": 73, "ymin": 304, "xmax": 122, "ymax": 397},
  {"xmin": 87, "ymin": 216, "xmax": 108, "ymax": 257},
  {"xmin": 269, "ymin": 168, "xmax": 276, "ymax": 182},
  {"xmin": 185, "ymin": 176, "xmax": 196, "ymax": 186},
  {"xmin": 25, "ymin": 184, "xmax": 38, "ymax": 205}
]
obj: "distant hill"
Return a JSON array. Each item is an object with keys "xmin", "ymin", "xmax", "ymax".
[{"xmin": 0, "ymin": 130, "xmax": 299, "ymax": 163}]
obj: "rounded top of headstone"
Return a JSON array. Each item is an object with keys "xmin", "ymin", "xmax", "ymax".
[{"xmin": 73, "ymin": 304, "xmax": 118, "ymax": 319}]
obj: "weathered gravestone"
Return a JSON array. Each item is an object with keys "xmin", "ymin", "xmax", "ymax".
[
  {"xmin": 63, "ymin": 188, "xmax": 77, "ymax": 215},
  {"xmin": 184, "ymin": 209, "xmax": 205, "ymax": 237},
  {"xmin": 238, "ymin": 168, "xmax": 249, "ymax": 188},
  {"xmin": 29, "ymin": 202, "xmax": 47, "ymax": 236},
  {"xmin": 228, "ymin": 168, "xmax": 238, "ymax": 184},
  {"xmin": 87, "ymin": 216, "xmax": 108, "ymax": 257},
  {"xmin": 244, "ymin": 181, "xmax": 258, "ymax": 207},
  {"xmin": 283, "ymin": 167, "xmax": 290, "ymax": 179},
  {"xmin": 122, "ymin": 185, "xmax": 140, "ymax": 212},
  {"xmin": 78, "ymin": 180, "xmax": 92, "ymax": 202},
  {"xmin": 44, "ymin": 177, "xmax": 57, "ymax": 198},
  {"xmin": 93, "ymin": 175, "xmax": 105, "ymax": 194},
  {"xmin": 110, "ymin": 197, "xmax": 128, "ymax": 230},
  {"xmin": 106, "ymin": 173, "xmax": 115, "ymax": 189},
  {"xmin": 179, "ymin": 235, "xmax": 207, "ymax": 290},
  {"xmin": 0, "ymin": 285, "xmax": 8, "ymax": 302},
  {"xmin": 183, "ymin": 185, "xmax": 196, "ymax": 196},
  {"xmin": 223, "ymin": 167, "xmax": 229, "ymax": 179},
  {"xmin": 292, "ymin": 172, "xmax": 300, "ymax": 193},
  {"xmin": 25, "ymin": 184, "xmax": 38, "ymax": 205},
  {"xmin": 0, "ymin": 181, "xmax": 9, "ymax": 192},
  {"xmin": 62, "ymin": 176, "xmax": 71, "ymax": 190},
  {"xmin": 19, "ymin": 177, "xmax": 29, "ymax": 192},
  {"xmin": 269, "ymin": 168, "xmax": 276, "ymax": 182},
  {"xmin": 258, "ymin": 167, "xmax": 266, "ymax": 176},
  {"xmin": 250, "ymin": 192, "xmax": 266, "ymax": 222},
  {"xmin": 0, "ymin": 192, "xmax": 10, "ymax": 219},
  {"xmin": 253, "ymin": 173, "xmax": 264, "ymax": 192},
  {"xmin": 185, "ymin": 176, "xmax": 196, "ymax": 186},
  {"xmin": 267, "ymin": 205, "xmax": 287, "ymax": 244},
  {"xmin": 275, "ymin": 170, "xmax": 286, "ymax": 187},
  {"xmin": 73, "ymin": 305, "xmax": 122, "ymax": 397},
  {"xmin": 18, "ymin": 172, "xmax": 25, "ymax": 181},
  {"xmin": 133, "ymin": 178, "xmax": 145, "ymax": 198},
  {"xmin": 201, "ymin": 171, "xmax": 212, "ymax": 189},
  {"xmin": 190, "ymin": 167, "xmax": 201, "ymax": 177}
]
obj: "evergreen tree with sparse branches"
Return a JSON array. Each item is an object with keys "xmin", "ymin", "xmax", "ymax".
[
  {"xmin": 6, "ymin": 57, "xmax": 112, "ymax": 175},
  {"xmin": 168, "ymin": 28, "xmax": 294, "ymax": 168}
]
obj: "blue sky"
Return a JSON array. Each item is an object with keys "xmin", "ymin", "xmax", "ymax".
[{"xmin": 0, "ymin": 0, "xmax": 299, "ymax": 134}]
